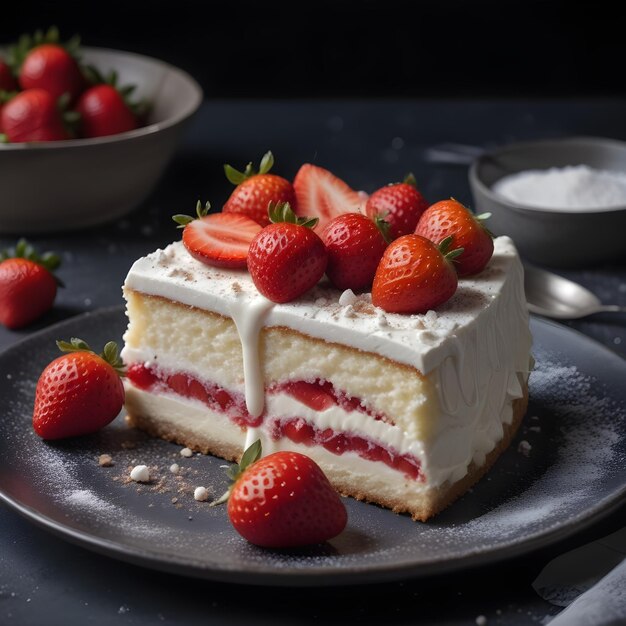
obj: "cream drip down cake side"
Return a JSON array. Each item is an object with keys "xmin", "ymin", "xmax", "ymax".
[{"xmin": 120, "ymin": 235, "xmax": 532, "ymax": 522}]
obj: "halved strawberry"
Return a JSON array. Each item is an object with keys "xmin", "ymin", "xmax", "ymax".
[
  {"xmin": 293, "ymin": 164, "xmax": 367, "ymax": 231},
  {"xmin": 172, "ymin": 201, "xmax": 261, "ymax": 269}
]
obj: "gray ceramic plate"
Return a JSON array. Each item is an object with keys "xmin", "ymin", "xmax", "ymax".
[{"xmin": 0, "ymin": 307, "xmax": 625, "ymax": 586}]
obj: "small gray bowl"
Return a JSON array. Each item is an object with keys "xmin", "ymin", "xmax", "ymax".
[
  {"xmin": 469, "ymin": 136, "xmax": 626, "ymax": 267},
  {"xmin": 0, "ymin": 47, "xmax": 203, "ymax": 234}
]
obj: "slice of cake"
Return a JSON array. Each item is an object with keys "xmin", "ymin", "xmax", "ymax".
[{"xmin": 120, "ymin": 235, "xmax": 532, "ymax": 521}]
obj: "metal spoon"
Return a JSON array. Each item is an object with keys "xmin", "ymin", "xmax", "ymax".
[{"xmin": 524, "ymin": 265, "xmax": 626, "ymax": 319}]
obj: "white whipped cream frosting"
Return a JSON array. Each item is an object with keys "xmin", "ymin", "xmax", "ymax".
[{"xmin": 123, "ymin": 236, "xmax": 532, "ymax": 487}]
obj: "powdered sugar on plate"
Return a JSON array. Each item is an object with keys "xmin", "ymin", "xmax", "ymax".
[
  {"xmin": 455, "ymin": 353, "xmax": 624, "ymax": 543},
  {"xmin": 66, "ymin": 489, "xmax": 117, "ymax": 514}
]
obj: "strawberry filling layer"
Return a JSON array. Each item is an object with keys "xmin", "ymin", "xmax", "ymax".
[
  {"xmin": 270, "ymin": 418, "xmax": 422, "ymax": 480},
  {"xmin": 127, "ymin": 363, "xmax": 422, "ymax": 480},
  {"xmin": 127, "ymin": 362, "xmax": 255, "ymax": 425}
]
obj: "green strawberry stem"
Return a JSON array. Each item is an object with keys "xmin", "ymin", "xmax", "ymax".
[
  {"xmin": 1, "ymin": 239, "xmax": 64, "ymax": 285},
  {"xmin": 211, "ymin": 439, "xmax": 262, "ymax": 506},
  {"xmin": 224, "ymin": 151, "xmax": 274, "ymax": 185},
  {"xmin": 403, "ymin": 173, "xmax": 418, "ymax": 187},
  {"xmin": 172, "ymin": 200, "xmax": 211, "ymax": 228},
  {"xmin": 438, "ymin": 235, "xmax": 464, "ymax": 261},
  {"xmin": 268, "ymin": 201, "xmax": 318, "ymax": 229},
  {"xmin": 373, "ymin": 215, "xmax": 392, "ymax": 244},
  {"xmin": 56, "ymin": 337, "xmax": 126, "ymax": 376},
  {"xmin": 1, "ymin": 238, "xmax": 60, "ymax": 270}
]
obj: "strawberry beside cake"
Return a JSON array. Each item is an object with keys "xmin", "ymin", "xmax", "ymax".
[{"xmin": 120, "ymin": 160, "xmax": 533, "ymax": 521}]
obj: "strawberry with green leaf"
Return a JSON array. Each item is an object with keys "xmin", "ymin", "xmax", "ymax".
[
  {"xmin": 76, "ymin": 66, "xmax": 147, "ymax": 138},
  {"xmin": 247, "ymin": 202, "xmax": 327, "ymax": 303},
  {"xmin": 33, "ymin": 338, "xmax": 125, "ymax": 440},
  {"xmin": 223, "ymin": 151, "xmax": 297, "ymax": 226},
  {"xmin": 213, "ymin": 439, "xmax": 348, "ymax": 548},
  {"xmin": 321, "ymin": 212, "xmax": 390, "ymax": 291},
  {"xmin": 372, "ymin": 234, "xmax": 463, "ymax": 314},
  {"xmin": 366, "ymin": 173, "xmax": 429, "ymax": 240},
  {"xmin": 415, "ymin": 198, "xmax": 494, "ymax": 276},
  {"xmin": 0, "ymin": 239, "xmax": 62, "ymax": 329},
  {"xmin": 0, "ymin": 88, "xmax": 79, "ymax": 142},
  {"xmin": 8, "ymin": 26, "xmax": 84, "ymax": 102}
]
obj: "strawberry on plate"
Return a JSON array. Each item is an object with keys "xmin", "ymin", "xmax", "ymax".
[
  {"xmin": 321, "ymin": 212, "xmax": 389, "ymax": 291},
  {"xmin": 33, "ymin": 337, "xmax": 125, "ymax": 440},
  {"xmin": 415, "ymin": 198, "xmax": 494, "ymax": 276},
  {"xmin": 366, "ymin": 173, "xmax": 429, "ymax": 240},
  {"xmin": 372, "ymin": 234, "xmax": 462, "ymax": 314},
  {"xmin": 173, "ymin": 201, "xmax": 262, "ymax": 269},
  {"xmin": 0, "ymin": 239, "xmax": 62, "ymax": 329},
  {"xmin": 223, "ymin": 151, "xmax": 296, "ymax": 226},
  {"xmin": 0, "ymin": 88, "xmax": 74, "ymax": 142},
  {"xmin": 213, "ymin": 439, "xmax": 347, "ymax": 548},
  {"xmin": 247, "ymin": 202, "xmax": 327, "ymax": 303},
  {"xmin": 293, "ymin": 163, "xmax": 367, "ymax": 231}
]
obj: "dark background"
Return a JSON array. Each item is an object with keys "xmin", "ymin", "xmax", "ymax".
[{"xmin": 2, "ymin": 0, "xmax": 624, "ymax": 98}]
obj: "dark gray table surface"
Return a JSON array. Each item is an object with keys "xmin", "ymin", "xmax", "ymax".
[{"xmin": 1, "ymin": 99, "xmax": 625, "ymax": 625}]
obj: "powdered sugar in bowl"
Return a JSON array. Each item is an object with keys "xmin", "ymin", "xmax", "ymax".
[{"xmin": 469, "ymin": 137, "xmax": 626, "ymax": 267}]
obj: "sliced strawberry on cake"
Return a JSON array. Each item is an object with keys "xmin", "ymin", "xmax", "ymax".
[
  {"xmin": 293, "ymin": 164, "xmax": 367, "ymax": 231},
  {"xmin": 172, "ymin": 201, "xmax": 261, "ymax": 269}
]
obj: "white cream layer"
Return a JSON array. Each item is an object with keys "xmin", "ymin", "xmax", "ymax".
[
  {"xmin": 126, "ymin": 384, "xmax": 429, "ymax": 493},
  {"xmin": 122, "ymin": 236, "xmax": 532, "ymax": 487}
]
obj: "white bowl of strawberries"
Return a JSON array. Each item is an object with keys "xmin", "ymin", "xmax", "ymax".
[{"xmin": 0, "ymin": 28, "xmax": 202, "ymax": 233}]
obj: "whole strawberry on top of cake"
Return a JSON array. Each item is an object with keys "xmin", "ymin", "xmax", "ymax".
[{"xmin": 121, "ymin": 159, "xmax": 532, "ymax": 522}]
